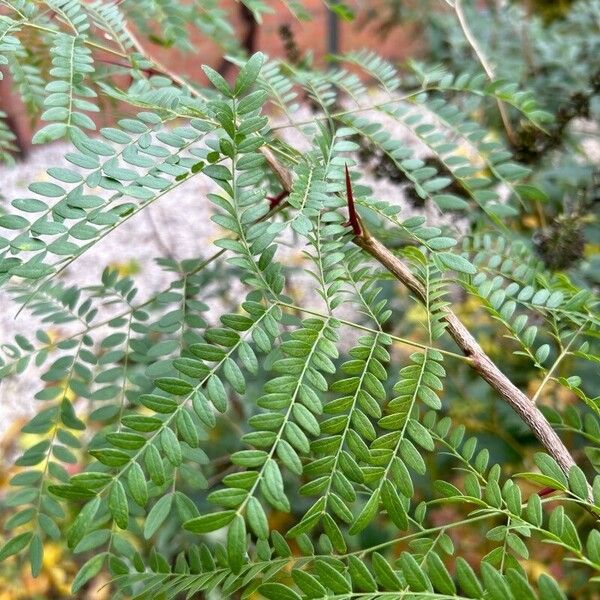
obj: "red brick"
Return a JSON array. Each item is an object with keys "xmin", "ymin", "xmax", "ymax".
[{"xmin": 0, "ymin": 1, "xmax": 421, "ymax": 155}]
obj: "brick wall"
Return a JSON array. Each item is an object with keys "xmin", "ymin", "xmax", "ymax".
[
  {"xmin": 0, "ymin": 1, "xmax": 422, "ymax": 155},
  {"xmin": 165, "ymin": 1, "xmax": 423, "ymax": 80}
]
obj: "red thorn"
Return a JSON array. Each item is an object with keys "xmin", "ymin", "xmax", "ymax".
[
  {"xmin": 267, "ymin": 190, "xmax": 289, "ymax": 209},
  {"xmin": 344, "ymin": 164, "xmax": 362, "ymax": 236}
]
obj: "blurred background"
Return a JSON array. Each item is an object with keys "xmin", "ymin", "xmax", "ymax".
[
  {"xmin": 0, "ymin": 0, "xmax": 421, "ymax": 152},
  {"xmin": 0, "ymin": 0, "xmax": 598, "ymax": 597}
]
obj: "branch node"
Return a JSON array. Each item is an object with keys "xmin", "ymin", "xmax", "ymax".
[{"xmin": 267, "ymin": 190, "xmax": 289, "ymax": 210}]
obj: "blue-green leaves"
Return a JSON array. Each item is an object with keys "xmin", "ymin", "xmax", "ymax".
[
  {"xmin": 66, "ymin": 300, "xmax": 282, "ymax": 546},
  {"xmin": 33, "ymin": 34, "xmax": 98, "ymax": 144},
  {"xmin": 234, "ymin": 52, "xmax": 266, "ymax": 96},
  {"xmin": 341, "ymin": 50, "xmax": 400, "ymax": 94},
  {"xmin": 1, "ymin": 5, "xmax": 598, "ymax": 598},
  {"xmin": 1, "ymin": 110, "xmax": 211, "ymax": 286},
  {"xmin": 203, "ymin": 52, "xmax": 265, "ymax": 98},
  {"xmin": 185, "ymin": 318, "xmax": 339, "ymax": 553},
  {"xmin": 291, "ymin": 332, "xmax": 390, "ymax": 541},
  {"xmin": 437, "ymin": 251, "xmax": 477, "ymax": 275},
  {"xmin": 287, "ymin": 162, "xmax": 327, "ymax": 236}
]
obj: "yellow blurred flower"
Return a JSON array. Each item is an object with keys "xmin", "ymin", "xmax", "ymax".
[
  {"xmin": 41, "ymin": 543, "xmax": 74, "ymax": 595},
  {"xmin": 522, "ymin": 215, "xmax": 540, "ymax": 230},
  {"xmin": 527, "ymin": 378, "xmax": 577, "ymax": 409},
  {"xmin": 585, "ymin": 243, "xmax": 600, "ymax": 258},
  {"xmin": 58, "ymin": 378, "xmax": 77, "ymax": 403},
  {"xmin": 453, "ymin": 141, "xmax": 487, "ymax": 176},
  {"xmin": 0, "ymin": 542, "xmax": 73, "ymax": 599},
  {"xmin": 44, "ymin": 328, "xmax": 62, "ymax": 349},
  {"xmin": 107, "ymin": 260, "xmax": 140, "ymax": 277},
  {"xmin": 522, "ymin": 559, "xmax": 551, "ymax": 581},
  {"xmin": 404, "ymin": 303, "xmax": 429, "ymax": 327}
]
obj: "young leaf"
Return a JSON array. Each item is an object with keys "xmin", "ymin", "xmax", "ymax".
[{"xmin": 234, "ymin": 52, "xmax": 265, "ymax": 96}]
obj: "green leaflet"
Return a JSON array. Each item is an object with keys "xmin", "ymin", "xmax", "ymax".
[
  {"xmin": 144, "ymin": 494, "xmax": 173, "ymax": 539},
  {"xmin": 108, "ymin": 480, "xmax": 129, "ymax": 529},
  {"xmin": 184, "ymin": 511, "xmax": 236, "ymax": 534},
  {"xmin": 71, "ymin": 553, "xmax": 106, "ymax": 594}
]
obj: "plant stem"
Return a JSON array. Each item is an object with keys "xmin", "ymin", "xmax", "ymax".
[
  {"xmin": 354, "ymin": 228, "xmax": 579, "ymax": 476},
  {"xmin": 450, "ymin": 0, "xmax": 518, "ymax": 146},
  {"xmin": 531, "ymin": 323, "xmax": 586, "ymax": 404},
  {"xmin": 277, "ymin": 301, "xmax": 471, "ymax": 361},
  {"xmin": 250, "ymin": 136, "xmax": 581, "ymax": 479}
]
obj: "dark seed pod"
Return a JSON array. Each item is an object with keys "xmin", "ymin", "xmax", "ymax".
[
  {"xmin": 278, "ymin": 24, "xmax": 301, "ymax": 66},
  {"xmin": 533, "ymin": 216, "xmax": 586, "ymax": 271}
]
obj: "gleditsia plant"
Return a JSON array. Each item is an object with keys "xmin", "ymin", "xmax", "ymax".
[{"xmin": 0, "ymin": 1, "xmax": 598, "ymax": 598}]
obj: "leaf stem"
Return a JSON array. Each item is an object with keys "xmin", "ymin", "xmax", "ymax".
[{"xmin": 276, "ymin": 301, "xmax": 471, "ymax": 361}]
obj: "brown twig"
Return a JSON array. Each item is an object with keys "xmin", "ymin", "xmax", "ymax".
[
  {"xmin": 94, "ymin": 56, "xmax": 162, "ymax": 77},
  {"xmin": 353, "ymin": 228, "xmax": 579, "ymax": 476},
  {"xmin": 339, "ymin": 169, "xmax": 580, "ymax": 478},
  {"xmin": 261, "ymin": 146, "xmax": 294, "ymax": 191}
]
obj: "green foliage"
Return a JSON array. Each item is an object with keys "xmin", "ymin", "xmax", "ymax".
[{"xmin": 0, "ymin": 1, "xmax": 598, "ymax": 598}]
